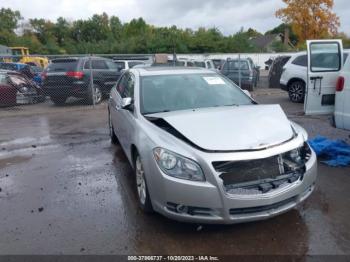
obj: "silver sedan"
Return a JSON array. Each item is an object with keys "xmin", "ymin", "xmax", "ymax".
[{"xmin": 108, "ymin": 67, "xmax": 317, "ymax": 224}]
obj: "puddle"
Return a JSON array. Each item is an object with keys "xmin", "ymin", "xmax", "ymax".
[{"xmin": 0, "ymin": 156, "xmax": 32, "ymax": 169}]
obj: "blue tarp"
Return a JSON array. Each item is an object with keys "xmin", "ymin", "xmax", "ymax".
[{"xmin": 309, "ymin": 136, "xmax": 350, "ymax": 167}]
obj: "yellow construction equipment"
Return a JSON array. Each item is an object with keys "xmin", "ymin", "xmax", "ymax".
[{"xmin": 10, "ymin": 47, "xmax": 49, "ymax": 68}]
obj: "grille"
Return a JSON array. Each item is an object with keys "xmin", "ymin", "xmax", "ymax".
[
  {"xmin": 214, "ymin": 155, "xmax": 283, "ymax": 185},
  {"xmin": 213, "ymin": 153, "xmax": 305, "ymax": 194},
  {"xmin": 229, "ymin": 196, "xmax": 297, "ymax": 215}
]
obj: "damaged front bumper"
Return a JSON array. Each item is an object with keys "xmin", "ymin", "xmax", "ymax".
[
  {"xmin": 147, "ymin": 138, "xmax": 317, "ymax": 224},
  {"xmin": 16, "ymin": 91, "xmax": 41, "ymax": 105}
]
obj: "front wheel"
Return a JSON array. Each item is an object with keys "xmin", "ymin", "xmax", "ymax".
[
  {"xmin": 108, "ymin": 110, "xmax": 119, "ymax": 144},
  {"xmin": 135, "ymin": 154, "xmax": 153, "ymax": 213},
  {"xmin": 288, "ymin": 81, "xmax": 305, "ymax": 103}
]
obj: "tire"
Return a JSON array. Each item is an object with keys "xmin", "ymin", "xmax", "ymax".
[
  {"xmin": 288, "ymin": 80, "xmax": 305, "ymax": 103},
  {"xmin": 108, "ymin": 110, "xmax": 119, "ymax": 144},
  {"xmin": 50, "ymin": 96, "xmax": 67, "ymax": 106},
  {"xmin": 86, "ymin": 84, "xmax": 103, "ymax": 105},
  {"xmin": 330, "ymin": 115, "xmax": 336, "ymax": 128},
  {"xmin": 135, "ymin": 154, "xmax": 153, "ymax": 213}
]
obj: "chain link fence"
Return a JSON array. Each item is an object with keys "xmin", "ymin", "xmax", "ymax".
[
  {"xmin": 0, "ymin": 53, "xmax": 272, "ymax": 111},
  {"xmin": 0, "ymin": 54, "xmax": 154, "ymax": 109}
]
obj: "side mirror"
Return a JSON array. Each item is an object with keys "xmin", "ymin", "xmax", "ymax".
[
  {"xmin": 121, "ymin": 97, "xmax": 133, "ymax": 109},
  {"xmin": 243, "ymin": 90, "xmax": 252, "ymax": 97}
]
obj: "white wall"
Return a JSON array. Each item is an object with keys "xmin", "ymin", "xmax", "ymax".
[{"xmin": 171, "ymin": 52, "xmax": 299, "ymax": 68}]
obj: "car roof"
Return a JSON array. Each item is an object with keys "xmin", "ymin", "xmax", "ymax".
[
  {"xmin": 132, "ymin": 66, "xmax": 214, "ymax": 76},
  {"xmin": 51, "ymin": 56, "xmax": 111, "ymax": 62},
  {"xmin": 114, "ymin": 60, "xmax": 144, "ymax": 62},
  {"xmin": 226, "ymin": 58, "xmax": 249, "ymax": 62}
]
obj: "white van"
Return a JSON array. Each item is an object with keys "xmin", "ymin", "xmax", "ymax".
[
  {"xmin": 306, "ymin": 40, "xmax": 350, "ymax": 131},
  {"xmin": 335, "ymin": 51, "xmax": 350, "ymax": 130}
]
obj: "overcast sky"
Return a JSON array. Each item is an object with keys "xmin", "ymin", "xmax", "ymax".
[{"xmin": 2, "ymin": 0, "xmax": 350, "ymax": 35}]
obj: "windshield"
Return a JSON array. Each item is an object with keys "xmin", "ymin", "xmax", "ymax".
[
  {"xmin": 194, "ymin": 61, "xmax": 206, "ymax": 68},
  {"xmin": 140, "ymin": 73, "xmax": 253, "ymax": 114},
  {"xmin": 47, "ymin": 59, "xmax": 78, "ymax": 72},
  {"xmin": 227, "ymin": 60, "xmax": 249, "ymax": 70}
]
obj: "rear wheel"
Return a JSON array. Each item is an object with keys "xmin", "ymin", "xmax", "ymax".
[
  {"xmin": 288, "ymin": 81, "xmax": 305, "ymax": 103},
  {"xmin": 135, "ymin": 154, "xmax": 153, "ymax": 213},
  {"xmin": 50, "ymin": 96, "xmax": 67, "ymax": 105},
  {"xmin": 86, "ymin": 84, "xmax": 103, "ymax": 105}
]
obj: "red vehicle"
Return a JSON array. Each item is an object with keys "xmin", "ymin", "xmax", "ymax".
[{"xmin": 0, "ymin": 70, "xmax": 44, "ymax": 107}]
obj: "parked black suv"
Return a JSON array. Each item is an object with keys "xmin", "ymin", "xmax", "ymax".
[{"xmin": 42, "ymin": 57, "xmax": 121, "ymax": 105}]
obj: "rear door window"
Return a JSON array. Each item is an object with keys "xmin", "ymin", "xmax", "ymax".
[
  {"xmin": 91, "ymin": 60, "xmax": 108, "ymax": 70},
  {"xmin": 114, "ymin": 61, "xmax": 125, "ymax": 72},
  {"xmin": 105, "ymin": 61, "xmax": 119, "ymax": 70},
  {"xmin": 48, "ymin": 59, "xmax": 79, "ymax": 72},
  {"xmin": 292, "ymin": 55, "xmax": 307, "ymax": 67}
]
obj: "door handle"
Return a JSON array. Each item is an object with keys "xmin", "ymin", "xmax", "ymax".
[
  {"xmin": 310, "ymin": 76, "xmax": 323, "ymax": 81},
  {"xmin": 310, "ymin": 76, "xmax": 323, "ymax": 95}
]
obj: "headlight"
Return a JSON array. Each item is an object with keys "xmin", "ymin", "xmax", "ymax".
[
  {"xmin": 19, "ymin": 86, "xmax": 29, "ymax": 93},
  {"xmin": 282, "ymin": 143, "xmax": 311, "ymax": 173},
  {"xmin": 288, "ymin": 148, "xmax": 302, "ymax": 163},
  {"xmin": 153, "ymin": 148, "xmax": 205, "ymax": 181}
]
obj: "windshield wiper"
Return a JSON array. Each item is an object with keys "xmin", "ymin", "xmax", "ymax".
[{"xmin": 143, "ymin": 109, "xmax": 171, "ymax": 115}]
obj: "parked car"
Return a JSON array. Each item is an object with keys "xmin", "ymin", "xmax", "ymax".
[
  {"xmin": 0, "ymin": 62, "xmax": 42, "ymax": 85},
  {"xmin": 0, "ymin": 72, "xmax": 17, "ymax": 107},
  {"xmin": 247, "ymin": 57, "xmax": 260, "ymax": 83},
  {"xmin": 42, "ymin": 57, "xmax": 121, "ymax": 105},
  {"xmin": 114, "ymin": 60, "xmax": 146, "ymax": 72},
  {"xmin": 280, "ymin": 51, "xmax": 349, "ymax": 103},
  {"xmin": 193, "ymin": 60, "xmax": 216, "ymax": 70},
  {"xmin": 264, "ymin": 57, "xmax": 275, "ymax": 70},
  {"xmin": 167, "ymin": 59, "xmax": 195, "ymax": 67},
  {"xmin": 108, "ymin": 67, "xmax": 317, "ymax": 224},
  {"xmin": 268, "ymin": 55, "xmax": 291, "ymax": 88},
  {"xmin": 211, "ymin": 59, "xmax": 225, "ymax": 70},
  {"xmin": 220, "ymin": 58, "xmax": 259, "ymax": 91},
  {"xmin": 0, "ymin": 70, "xmax": 44, "ymax": 106}
]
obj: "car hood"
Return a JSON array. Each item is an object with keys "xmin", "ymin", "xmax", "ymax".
[{"xmin": 147, "ymin": 105, "xmax": 295, "ymax": 151}]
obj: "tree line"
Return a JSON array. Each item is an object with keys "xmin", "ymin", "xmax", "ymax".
[{"xmin": 0, "ymin": 1, "xmax": 349, "ymax": 55}]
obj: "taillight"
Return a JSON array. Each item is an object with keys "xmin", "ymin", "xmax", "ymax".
[
  {"xmin": 66, "ymin": 71, "xmax": 84, "ymax": 79},
  {"xmin": 336, "ymin": 76, "xmax": 345, "ymax": 92}
]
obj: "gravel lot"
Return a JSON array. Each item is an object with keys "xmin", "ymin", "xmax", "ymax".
[{"xmin": 0, "ymin": 75, "xmax": 349, "ymax": 255}]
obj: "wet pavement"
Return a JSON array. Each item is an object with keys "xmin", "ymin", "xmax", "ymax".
[{"xmin": 0, "ymin": 90, "xmax": 350, "ymax": 255}]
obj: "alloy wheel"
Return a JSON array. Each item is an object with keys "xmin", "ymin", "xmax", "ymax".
[
  {"xmin": 93, "ymin": 86, "xmax": 102, "ymax": 104},
  {"xmin": 289, "ymin": 82, "xmax": 304, "ymax": 102},
  {"xmin": 136, "ymin": 156, "xmax": 147, "ymax": 205}
]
